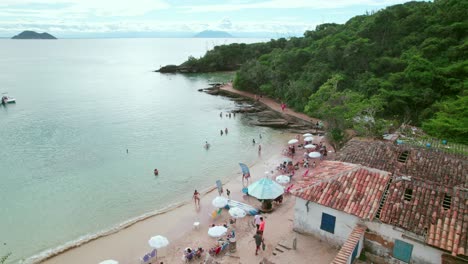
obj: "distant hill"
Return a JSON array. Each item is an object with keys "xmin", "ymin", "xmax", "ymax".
[
  {"xmin": 12, "ymin": 31, "xmax": 57, "ymax": 39},
  {"xmin": 193, "ymin": 30, "xmax": 233, "ymax": 38}
]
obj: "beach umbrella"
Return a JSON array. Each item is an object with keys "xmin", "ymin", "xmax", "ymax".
[
  {"xmin": 275, "ymin": 175, "xmax": 290, "ymax": 185},
  {"xmin": 288, "ymin": 139, "xmax": 298, "ymax": 145},
  {"xmin": 148, "ymin": 235, "xmax": 169, "ymax": 249},
  {"xmin": 208, "ymin": 226, "xmax": 228, "ymax": 237},
  {"xmin": 304, "ymin": 136, "xmax": 314, "ymax": 142},
  {"xmin": 247, "ymin": 177, "xmax": 284, "ymax": 200},
  {"xmin": 304, "ymin": 144, "xmax": 316, "ymax": 149},
  {"xmin": 308, "ymin": 152, "xmax": 321, "ymax": 158},
  {"xmin": 99, "ymin": 260, "xmax": 118, "ymax": 264},
  {"xmin": 302, "ymin": 133, "xmax": 313, "ymax": 137},
  {"xmin": 229, "ymin": 207, "xmax": 247, "ymax": 219},
  {"xmin": 212, "ymin": 196, "xmax": 228, "ymax": 208}
]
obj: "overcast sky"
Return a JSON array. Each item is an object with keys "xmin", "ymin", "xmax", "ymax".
[{"xmin": 0, "ymin": 0, "xmax": 426, "ymax": 38}]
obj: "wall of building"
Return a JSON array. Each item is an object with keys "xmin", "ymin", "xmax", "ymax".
[
  {"xmin": 293, "ymin": 198, "xmax": 361, "ymax": 247},
  {"xmin": 365, "ymin": 221, "xmax": 444, "ymax": 264}
]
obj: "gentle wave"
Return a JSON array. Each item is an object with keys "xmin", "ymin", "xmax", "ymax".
[{"xmin": 22, "ymin": 186, "xmax": 217, "ymax": 264}]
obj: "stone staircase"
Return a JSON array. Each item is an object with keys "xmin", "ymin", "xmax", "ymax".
[{"xmin": 271, "ymin": 238, "xmax": 294, "ymax": 256}]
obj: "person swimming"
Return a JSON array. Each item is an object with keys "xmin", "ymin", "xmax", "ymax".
[{"xmin": 154, "ymin": 169, "xmax": 159, "ymax": 176}]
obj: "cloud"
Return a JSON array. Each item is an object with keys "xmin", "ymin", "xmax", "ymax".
[
  {"xmin": 180, "ymin": 0, "xmax": 413, "ymax": 13},
  {"xmin": 0, "ymin": 0, "xmax": 170, "ymax": 17}
]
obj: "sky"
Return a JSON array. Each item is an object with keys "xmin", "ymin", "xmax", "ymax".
[{"xmin": 0, "ymin": 0, "xmax": 426, "ymax": 38}]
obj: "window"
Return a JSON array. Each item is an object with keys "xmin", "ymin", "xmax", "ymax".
[
  {"xmin": 320, "ymin": 213, "xmax": 336, "ymax": 234},
  {"xmin": 404, "ymin": 188, "xmax": 413, "ymax": 201},
  {"xmin": 443, "ymin": 193, "xmax": 452, "ymax": 210},
  {"xmin": 398, "ymin": 150, "xmax": 410, "ymax": 163},
  {"xmin": 393, "ymin": 239, "xmax": 413, "ymax": 263}
]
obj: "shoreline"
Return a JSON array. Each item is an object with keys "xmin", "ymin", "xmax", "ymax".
[
  {"xmin": 35, "ymin": 85, "xmax": 331, "ymax": 264},
  {"xmin": 40, "ymin": 134, "xmax": 296, "ymax": 264},
  {"xmin": 26, "ymin": 144, "xmax": 281, "ymax": 264}
]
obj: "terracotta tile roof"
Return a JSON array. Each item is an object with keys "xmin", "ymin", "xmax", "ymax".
[
  {"xmin": 334, "ymin": 139, "xmax": 468, "ymax": 188},
  {"xmin": 332, "ymin": 225, "xmax": 367, "ymax": 264},
  {"xmin": 379, "ymin": 177, "xmax": 468, "ymax": 256},
  {"xmin": 292, "ymin": 161, "xmax": 391, "ymax": 220}
]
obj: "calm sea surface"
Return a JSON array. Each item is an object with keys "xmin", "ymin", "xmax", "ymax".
[{"xmin": 0, "ymin": 38, "xmax": 284, "ymax": 263}]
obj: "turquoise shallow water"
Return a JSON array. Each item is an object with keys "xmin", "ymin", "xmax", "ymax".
[{"xmin": 0, "ymin": 38, "xmax": 284, "ymax": 263}]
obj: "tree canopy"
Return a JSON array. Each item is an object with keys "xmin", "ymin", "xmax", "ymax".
[{"xmin": 180, "ymin": 0, "xmax": 467, "ymax": 144}]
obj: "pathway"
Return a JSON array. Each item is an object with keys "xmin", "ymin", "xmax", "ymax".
[{"xmin": 220, "ymin": 83, "xmax": 321, "ymax": 125}]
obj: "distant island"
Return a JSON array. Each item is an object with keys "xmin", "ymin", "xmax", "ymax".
[
  {"xmin": 12, "ymin": 31, "xmax": 57, "ymax": 39},
  {"xmin": 193, "ymin": 30, "xmax": 233, "ymax": 38}
]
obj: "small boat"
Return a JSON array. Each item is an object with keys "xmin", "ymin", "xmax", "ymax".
[{"xmin": 1, "ymin": 93, "xmax": 16, "ymax": 104}]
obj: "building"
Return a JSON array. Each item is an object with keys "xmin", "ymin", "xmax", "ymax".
[{"xmin": 292, "ymin": 139, "xmax": 468, "ymax": 264}]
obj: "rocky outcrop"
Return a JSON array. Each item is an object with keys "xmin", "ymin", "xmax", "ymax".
[{"xmin": 12, "ymin": 31, "xmax": 57, "ymax": 39}]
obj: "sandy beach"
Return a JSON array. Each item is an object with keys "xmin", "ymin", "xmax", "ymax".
[{"xmin": 40, "ymin": 84, "xmax": 337, "ymax": 264}]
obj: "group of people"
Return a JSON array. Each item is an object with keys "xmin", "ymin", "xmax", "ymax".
[
  {"xmin": 220, "ymin": 127, "xmax": 228, "ymax": 136},
  {"xmin": 184, "ymin": 247, "xmax": 204, "ymax": 261},
  {"xmin": 220, "ymin": 111, "xmax": 235, "ymax": 118}
]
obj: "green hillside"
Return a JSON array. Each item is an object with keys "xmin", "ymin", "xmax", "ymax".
[{"xmin": 177, "ymin": 0, "xmax": 468, "ymax": 145}]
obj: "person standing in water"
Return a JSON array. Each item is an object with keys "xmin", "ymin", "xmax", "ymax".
[
  {"xmin": 258, "ymin": 144, "xmax": 262, "ymax": 153},
  {"xmin": 220, "ymin": 130, "xmax": 223, "ymax": 136},
  {"xmin": 225, "ymin": 128, "xmax": 228, "ymax": 135},
  {"xmin": 252, "ymin": 138, "xmax": 256, "ymax": 144},
  {"xmin": 193, "ymin": 190, "xmax": 200, "ymax": 207}
]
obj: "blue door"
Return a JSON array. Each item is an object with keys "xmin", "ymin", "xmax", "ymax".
[{"xmin": 351, "ymin": 241, "xmax": 359, "ymax": 261}]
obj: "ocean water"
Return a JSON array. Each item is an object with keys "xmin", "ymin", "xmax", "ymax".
[{"xmin": 0, "ymin": 38, "xmax": 284, "ymax": 263}]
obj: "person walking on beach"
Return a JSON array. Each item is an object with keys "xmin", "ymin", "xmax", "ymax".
[
  {"xmin": 193, "ymin": 190, "xmax": 200, "ymax": 207},
  {"xmin": 259, "ymin": 217, "xmax": 265, "ymax": 235},
  {"xmin": 226, "ymin": 189, "xmax": 231, "ymax": 199},
  {"xmin": 253, "ymin": 231, "xmax": 264, "ymax": 256},
  {"xmin": 258, "ymin": 144, "xmax": 262, "ymax": 154}
]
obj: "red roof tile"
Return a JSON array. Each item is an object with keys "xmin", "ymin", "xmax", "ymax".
[
  {"xmin": 379, "ymin": 178, "xmax": 468, "ymax": 256},
  {"xmin": 334, "ymin": 139, "xmax": 468, "ymax": 188},
  {"xmin": 292, "ymin": 161, "xmax": 391, "ymax": 220}
]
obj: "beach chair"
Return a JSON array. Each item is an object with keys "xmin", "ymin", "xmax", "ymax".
[{"xmin": 140, "ymin": 249, "xmax": 157, "ymax": 264}]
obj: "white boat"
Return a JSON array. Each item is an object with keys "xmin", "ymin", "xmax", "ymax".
[{"xmin": 1, "ymin": 93, "xmax": 16, "ymax": 104}]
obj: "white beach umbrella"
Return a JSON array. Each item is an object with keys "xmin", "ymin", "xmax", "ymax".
[
  {"xmin": 229, "ymin": 207, "xmax": 247, "ymax": 219},
  {"xmin": 304, "ymin": 136, "xmax": 314, "ymax": 142},
  {"xmin": 308, "ymin": 152, "xmax": 321, "ymax": 158},
  {"xmin": 304, "ymin": 144, "xmax": 316, "ymax": 149},
  {"xmin": 212, "ymin": 196, "xmax": 228, "ymax": 208},
  {"xmin": 208, "ymin": 226, "xmax": 228, "ymax": 237},
  {"xmin": 288, "ymin": 139, "xmax": 298, "ymax": 145},
  {"xmin": 99, "ymin": 260, "xmax": 118, "ymax": 264},
  {"xmin": 148, "ymin": 235, "xmax": 169, "ymax": 249},
  {"xmin": 275, "ymin": 175, "xmax": 290, "ymax": 184},
  {"xmin": 302, "ymin": 133, "xmax": 313, "ymax": 137}
]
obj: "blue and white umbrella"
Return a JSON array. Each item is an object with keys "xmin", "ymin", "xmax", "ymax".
[{"xmin": 247, "ymin": 178, "xmax": 284, "ymax": 200}]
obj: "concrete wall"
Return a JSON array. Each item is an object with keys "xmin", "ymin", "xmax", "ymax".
[
  {"xmin": 366, "ymin": 221, "xmax": 444, "ymax": 264},
  {"xmin": 293, "ymin": 198, "xmax": 361, "ymax": 247}
]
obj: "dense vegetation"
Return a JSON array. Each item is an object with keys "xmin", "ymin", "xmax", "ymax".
[{"xmin": 181, "ymin": 0, "xmax": 467, "ymax": 146}]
